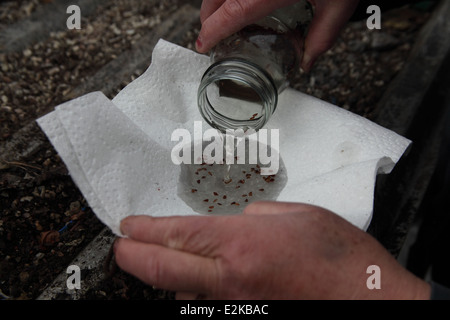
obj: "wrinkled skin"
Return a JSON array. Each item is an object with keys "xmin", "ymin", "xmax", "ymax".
[{"xmin": 114, "ymin": 201, "xmax": 430, "ymax": 300}]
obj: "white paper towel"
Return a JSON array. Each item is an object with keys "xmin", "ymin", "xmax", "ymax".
[{"xmin": 37, "ymin": 39, "xmax": 411, "ymax": 235}]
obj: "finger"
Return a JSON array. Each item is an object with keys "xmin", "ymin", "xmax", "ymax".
[
  {"xmin": 197, "ymin": 0, "xmax": 295, "ymax": 53},
  {"xmin": 243, "ymin": 201, "xmax": 329, "ymax": 215},
  {"xmin": 120, "ymin": 215, "xmax": 221, "ymax": 253},
  {"xmin": 114, "ymin": 238, "xmax": 218, "ymax": 294},
  {"xmin": 302, "ymin": 0, "xmax": 359, "ymax": 71},
  {"xmin": 200, "ymin": 0, "xmax": 226, "ymax": 24}
]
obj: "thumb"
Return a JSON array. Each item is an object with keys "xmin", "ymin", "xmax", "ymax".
[{"xmin": 302, "ymin": 0, "xmax": 359, "ymax": 71}]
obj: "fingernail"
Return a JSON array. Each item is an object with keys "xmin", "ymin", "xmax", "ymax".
[
  {"xmin": 120, "ymin": 218, "xmax": 130, "ymax": 237},
  {"xmin": 196, "ymin": 36, "xmax": 203, "ymax": 51}
]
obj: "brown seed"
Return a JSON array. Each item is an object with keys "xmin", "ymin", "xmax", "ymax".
[
  {"xmin": 259, "ymin": 188, "xmax": 264, "ymax": 192},
  {"xmin": 213, "ymin": 192, "xmax": 218, "ymax": 196},
  {"xmin": 223, "ymin": 195, "xmax": 227, "ymax": 199},
  {"xmin": 208, "ymin": 171, "xmax": 213, "ymax": 176},
  {"xmin": 249, "ymin": 192, "xmax": 253, "ymax": 196},
  {"xmin": 40, "ymin": 230, "xmax": 60, "ymax": 246},
  {"xmin": 218, "ymin": 203, "xmax": 222, "ymax": 206},
  {"xmin": 245, "ymin": 199, "xmax": 249, "ymax": 202},
  {"xmin": 191, "ymin": 189, "xmax": 197, "ymax": 193},
  {"xmin": 209, "ymin": 206, "xmax": 214, "ymax": 209},
  {"xmin": 197, "ymin": 180, "xmax": 201, "ymax": 184},
  {"xmin": 242, "ymin": 194, "xmax": 247, "ymax": 197},
  {"xmin": 208, "ymin": 210, "xmax": 212, "ymax": 212},
  {"xmin": 203, "ymin": 199, "xmax": 209, "ymax": 202}
]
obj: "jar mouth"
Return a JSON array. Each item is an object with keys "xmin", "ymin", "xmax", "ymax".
[{"xmin": 198, "ymin": 59, "xmax": 278, "ymax": 133}]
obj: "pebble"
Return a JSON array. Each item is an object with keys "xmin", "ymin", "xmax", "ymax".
[{"xmin": 19, "ymin": 271, "xmax": 30, "ymax": 283}]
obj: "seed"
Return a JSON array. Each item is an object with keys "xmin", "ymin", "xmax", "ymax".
[
  {"xmin": 203, "ymin": 199, "xmax": 209, "ymax": 202},
  {"xmin": 197, "ymin": 180, "xmax": 201, "ymax": 184},
  {"xmin": 208, "ymin": 210, "xmax": 212, "ymax": 212},
  {"xmin": 223, "ymin": 195, "xmax": 227, "ymax": 199},
  {"xmin": 245, "ymin": 199, "xmax": 249, "ymax": 202},
  {"xmin": 224, "ymin": 179, "xmax": 232, "ymax": 184},
  {"xmin": 191, "ymin": 189, "xmax": 197, "ymax": 193},
  {"xmin": 249, "ymin": 192, "xmax": 253, "ymax": 196},
  {"xmin": 218, "ymin": 203, "xmax": 222, "ymax": 206},
  {"xmin": 239, "ymin": 179, "xmax": 245, "ymax": 184},
  {"xmin": 242, "ymin": 194, "xmax": 247, "ymax": 197},
  {"xmin": 213, "ymin": 192, "xmax": 218, "ymax": 196},
  {"xmin": 259, "ymin": 188, "xmax": 264, "ymax": 192},
  {"xmin": 208, "ymin": 171, "xmax": 213, "ymax": 176},
  {"xmin": 209, "ymin": 206, "xmax": 214, "ymax": 209}
]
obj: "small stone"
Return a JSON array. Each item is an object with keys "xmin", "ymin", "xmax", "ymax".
[
  {"xmin": 19, "ymin": 271, "xmax": 29, "ymax": 283},
  {"xmin": 23, "ymin": 49, "xmax": 32, "ymax": 57}
]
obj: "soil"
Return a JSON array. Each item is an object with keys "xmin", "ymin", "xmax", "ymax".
[{"xmin": 0, "ymin": 0, "xmax": 433, "ymax": 300}]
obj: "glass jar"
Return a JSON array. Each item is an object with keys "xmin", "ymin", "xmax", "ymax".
[{"xmin": 197, "ymin": 1, "xmax": 313, "ymax": 132}]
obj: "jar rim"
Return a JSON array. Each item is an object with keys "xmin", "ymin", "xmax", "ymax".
[{"xmin": 198, "ymin": 58, "xmax": 278, "ymax": 132}]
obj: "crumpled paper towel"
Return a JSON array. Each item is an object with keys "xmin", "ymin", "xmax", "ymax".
[{"xmin": 37, "ymin": 39, "xmax": 411, "ymax": 235}]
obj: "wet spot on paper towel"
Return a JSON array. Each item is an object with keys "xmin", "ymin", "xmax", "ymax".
[
  {"xmin": 334, "ymin": 141, "xmax": 360, "ymax": 167},
  {"xmin": 177, "ymin": 142, "xmax": 288, "ymax": 215}
]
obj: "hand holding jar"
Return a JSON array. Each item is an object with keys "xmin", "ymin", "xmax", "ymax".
[
  {"xmin": 196, "ymin": 0, "xmax": 360, "ymax": 133},
  {"xmin": 196, "ymin": 0, "xmax": 360, "ymax": 72}
]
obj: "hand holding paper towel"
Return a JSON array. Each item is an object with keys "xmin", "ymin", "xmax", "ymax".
[{"xmin": 37, "ymin": 39, "xmax": 411, "ymax": 235}]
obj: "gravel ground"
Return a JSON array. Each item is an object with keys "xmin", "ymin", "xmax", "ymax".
[{"xmin": 0, "ymin": 0, "xmax": 432, "ymax": 300}]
